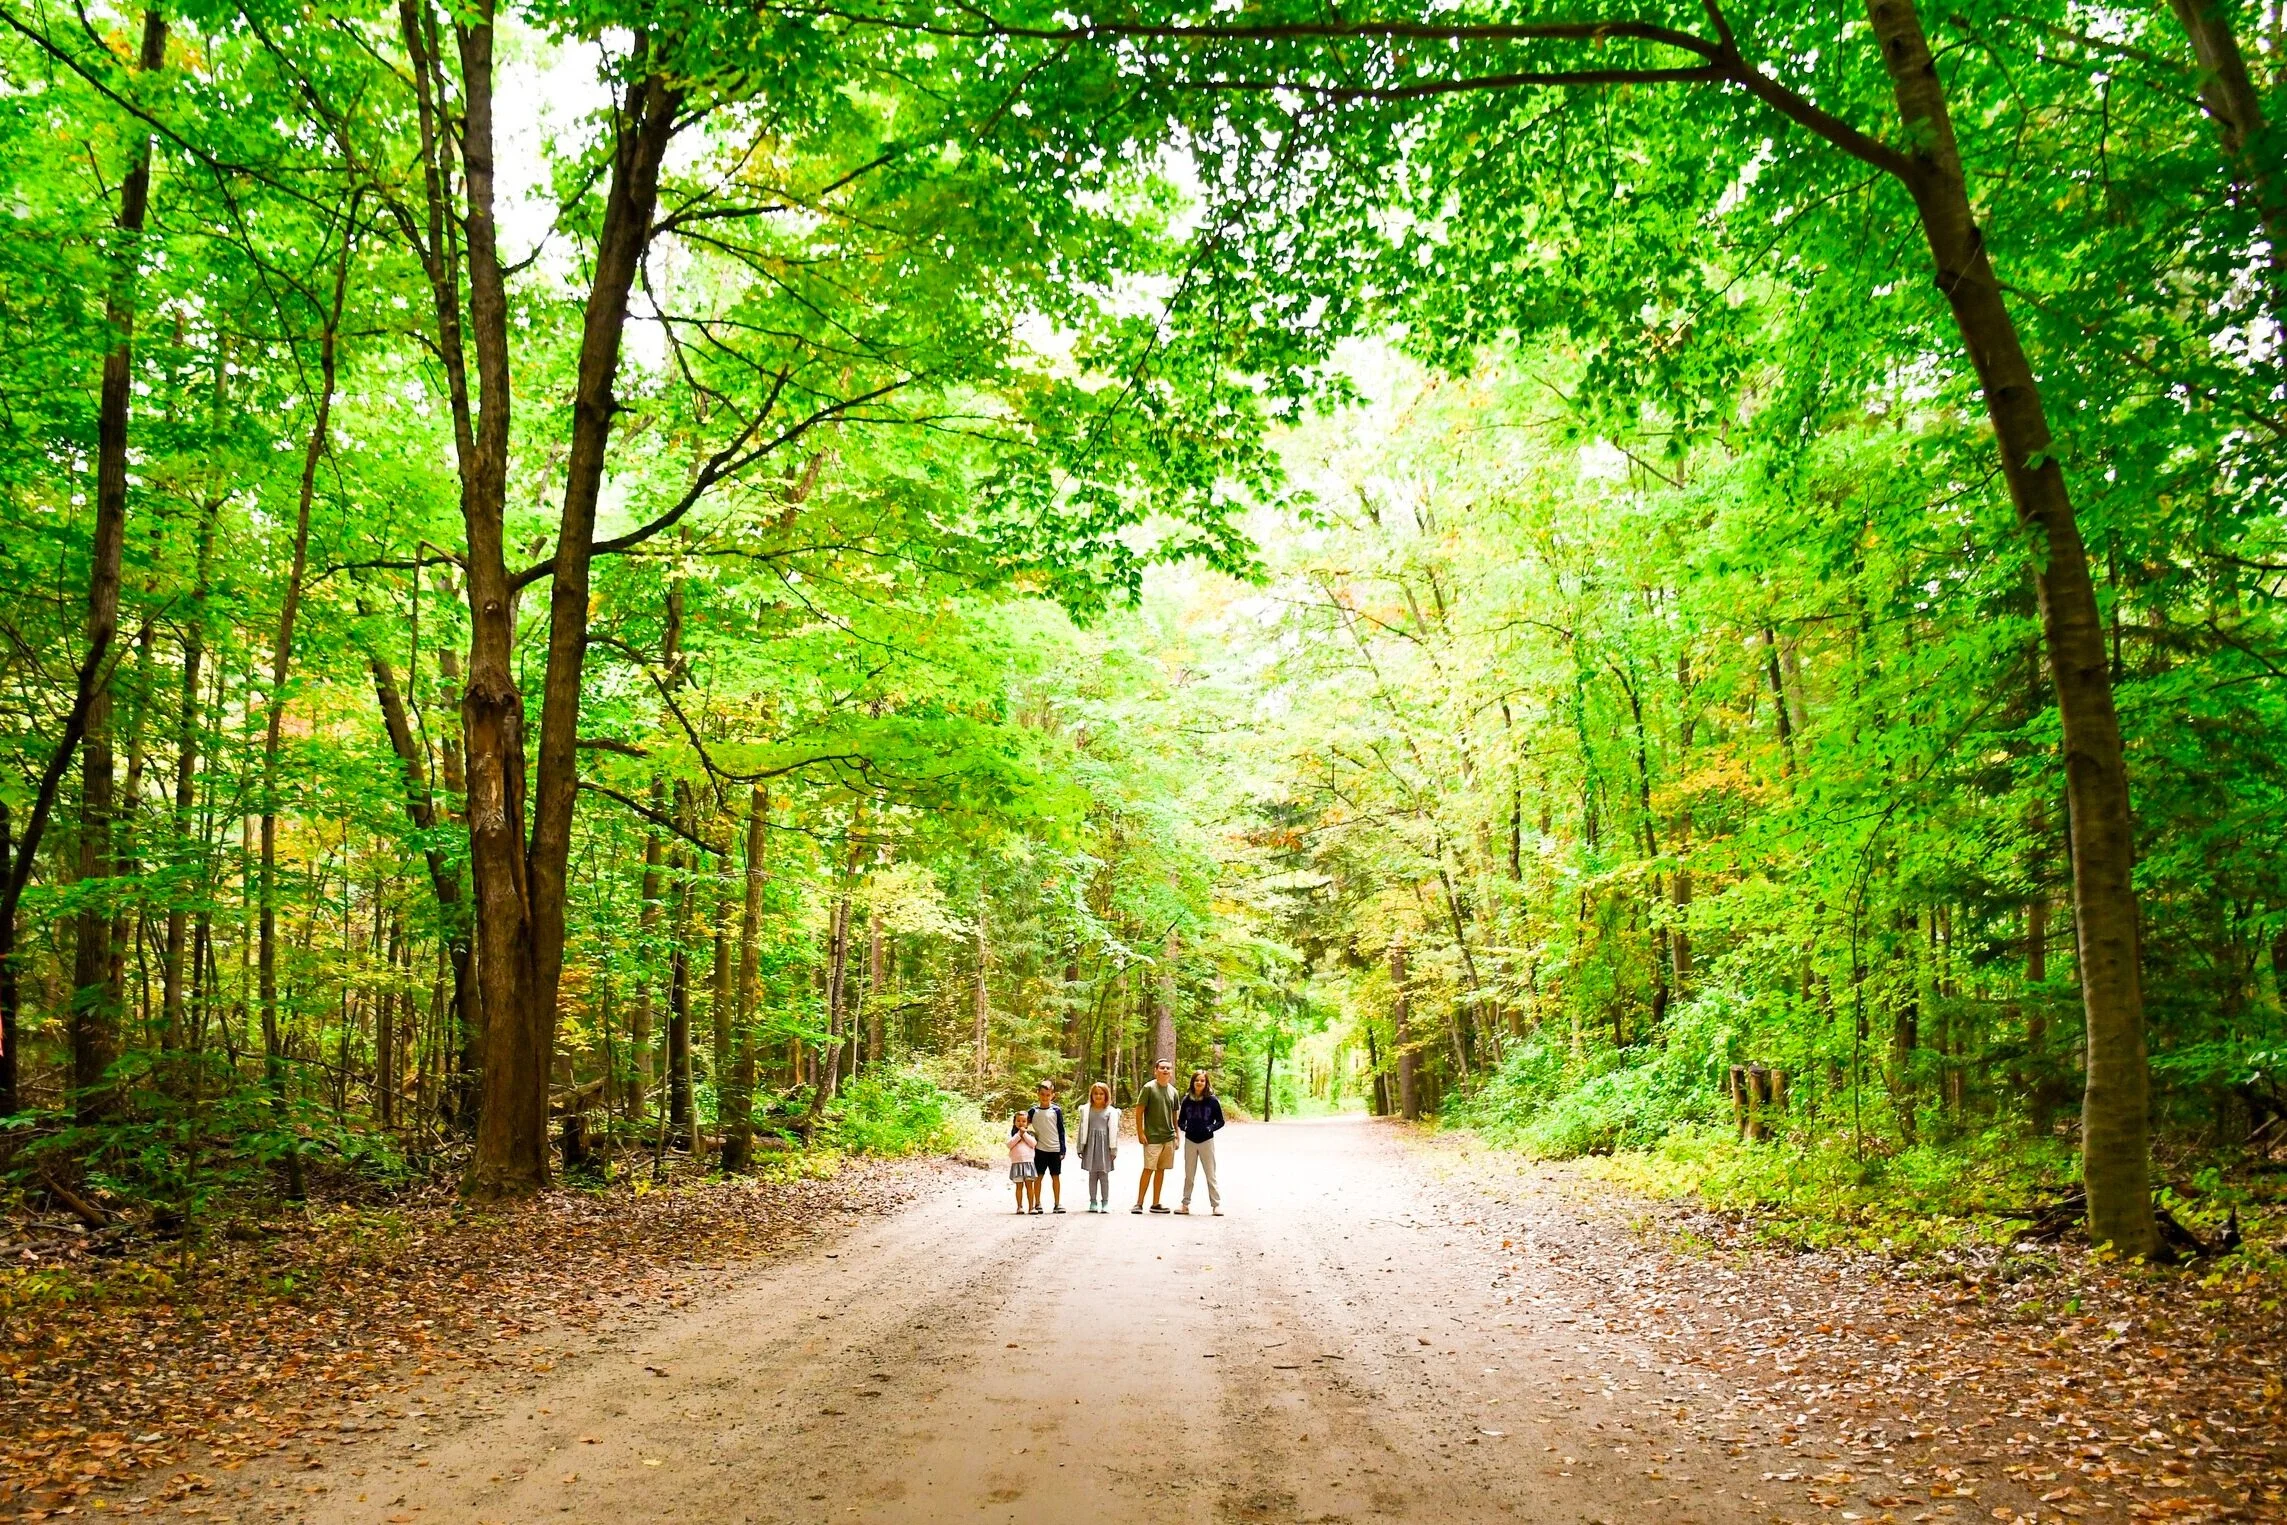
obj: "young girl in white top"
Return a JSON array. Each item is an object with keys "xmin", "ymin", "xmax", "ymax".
[{"xmin": 1006, "ymin": 1111, "xmax": 1036, "ymax": 1214}]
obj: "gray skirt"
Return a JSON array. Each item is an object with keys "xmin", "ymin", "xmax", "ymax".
[{"xmin": 1008, "ymin": 1160, "xmax": 1036, "ymax": 1182}]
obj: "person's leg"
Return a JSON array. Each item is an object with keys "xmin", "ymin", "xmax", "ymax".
[
  {"xmin": 1133, "ymin": 1147, "xmax": 1151, "ymax": 1209},
  {"xmin": 1049, "ymin": 1159, "xmax": 1063, "ymax": 1210},
  {"xmin": 1199, "ymin": 1137, "xmax": 1219, "ymax": 1211},
  {"xmin": 1180, "ymin": 1138, "xmax": 1199, "ymax": 1210},
  {"xmin": 1149, "ymin": 1156, "xmax": 1168, "ymax": 1208},
  {"xmin": 1014, "ymin": 1179, "xmax": 1026, "ymax": 1212}
]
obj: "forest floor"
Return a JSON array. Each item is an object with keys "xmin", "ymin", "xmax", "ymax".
[{"xmin": 6, "ymin": 1118, "xmax": 2282, "ymax": 1524}]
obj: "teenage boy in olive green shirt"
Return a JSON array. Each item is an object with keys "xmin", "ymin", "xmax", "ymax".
[{"xmin": 1132, "ymin": 1059, "xmax": 1180, "ymax": 1214}]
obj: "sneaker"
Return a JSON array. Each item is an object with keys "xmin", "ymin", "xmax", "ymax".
[
  {"xmin": 1031, "ymin": 1206, "xmax": 1044, "ymax": 1215},
  {"xmin": 1149, "ymin": 1204, "xmax": 1170, "ymax": 1214},
  {"xmin": 1212, "ymin": 1208, "xmax": 1223, "ymax": 1216},
  {"xmin": 1175, "ymin": 1205, "xmax": 1190, "ymax": 1215},
  {"xmin": 1130, "ymin": 1204, "xmax": 1144, "ymax": 1214},
  {"xmin": 1052, "ymin": 1205, "xmax": 1065, "ymax": 1214}
]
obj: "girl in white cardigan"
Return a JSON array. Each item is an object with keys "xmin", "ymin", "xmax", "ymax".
[{"xmin": 1075, "ymin": 1082, "xmax": 1121, "ymax": 1212}]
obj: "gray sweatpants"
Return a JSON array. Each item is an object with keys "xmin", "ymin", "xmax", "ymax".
[{"xmin": 1181, "ymin": 1136, "xmax": 1220, "ymax": 1210}]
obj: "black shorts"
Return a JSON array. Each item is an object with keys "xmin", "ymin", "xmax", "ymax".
[{"xmin": 1033, "ymin": 1150, "xmax": 1064, "ymax": 1177}]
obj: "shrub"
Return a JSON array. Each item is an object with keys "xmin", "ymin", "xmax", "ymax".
[{"xmin": 824, "ymin": 1067, "xmax": 976, "ymax": 1157}]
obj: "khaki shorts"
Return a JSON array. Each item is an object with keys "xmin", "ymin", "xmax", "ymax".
[{"xmin": 1141, "ymin": 1140, "xmax": 1177, "ymax": 1171}]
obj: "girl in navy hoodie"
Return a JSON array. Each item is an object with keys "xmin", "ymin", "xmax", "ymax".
[{"xmin": 1176, "ymin": 1070, "xmax": 1225, "ymax": 1216}]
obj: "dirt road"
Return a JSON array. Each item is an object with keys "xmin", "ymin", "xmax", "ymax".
[{"xmin": 197, "ymin": 1117, "xmax": 1859, "ymax": 1525}]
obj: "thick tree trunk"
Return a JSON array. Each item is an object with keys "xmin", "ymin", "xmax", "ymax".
[
  {"xmin": 1866, "ymin": 0, "xmax": 2155, "ymax": 1256},
  {"xmin": 71, "ymin": 8, "xmax": 168, "ymax": 1121},
  {"xmin": 459, "ymin": 48, "xmax": 681, "ymax": 1199}
]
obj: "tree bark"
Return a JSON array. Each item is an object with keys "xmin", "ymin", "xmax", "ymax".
[
  {"xmin": 710, "ymin": 840, "xmax": 735, "ymax": 1113},
  {"xmin": 1863, "ymin": 0, "xmax": 2156, "ymax": 1258},
  {"xmin": 160, "ymin": 498, "xmax": 221, "ymax": 1057},
  {"xmin": 2164, "ymin": 0, "xmax": 2286, "ymax": 311},
  {"xmin": 632, "ymin": 814, "xmax": 662, "ymax": 1117},
  {"xmin": 70, "ymin": 8, "xmax": 168, "ymax": 1120},
  {"xmin": 257, "ymin": 221, "xmax": 350, "ymax": 1201},
  {"xmin": 1392, "ymin": 941, "xmax": 1419, "ymax": 1121},
  {"xmin": 972, "ymin": 894, "xmax": 989, "ymax": 1079},
  {"xmin": 722, "ymin": 786, "xmax": 767, "ymax": 1173},
  {"xmin": 362, "ymin": 616, "xmax": 476, "ymax": 1100},
  {"xmin": 1154, "ymin": 925, "xmax": 1178, "ymax": 1065},
  {"xmin": 460, "ymin": 39, "xmax": 681, "ymax": 1198},
  {"xmin": 666, "ymin": 846, "xmax": 693, "ymax": 1150}
]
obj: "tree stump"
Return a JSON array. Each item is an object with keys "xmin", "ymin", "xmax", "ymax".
[{"xmin": 1728, "ymin": 1063, "xmax": 1789, "ymax": 1141}]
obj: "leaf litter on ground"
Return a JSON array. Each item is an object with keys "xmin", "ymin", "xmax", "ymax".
[
  {"xmin": 1424, "ymin": 1133, "xmax": 2287, "ymax": 1525},
  {"xmin": 0, "ymin": 1155, "xmax": 947, "ymax": 1520}
]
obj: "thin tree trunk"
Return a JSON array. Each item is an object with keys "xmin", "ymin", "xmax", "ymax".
[
  {"xmin": 710, "ymin": 839, "xmax": 734, "ymax": 1119},
  {"xmin": 362, "ymin": 619, "xmax": 475, "ymax": 1107},
  {"xmin": 971, "ymin": 894, "xmax": 989, "ymax": 1079},
  {"xmin": 632, "ymin": 815, "xmax": 662, "ymax": 1117},
  {"xmin": 160, "ymin": 498, "xmax": 221, "ymax": 1057},
  {"xmin": 722, "ymin": 786, "xmax": 766, "ymax": 1173},
  {"xmin": 1154, "ymin": 925, "xmax": 1178, "ymax": 1065},
  {"xmin": 1762, "ymin": 625, "xmax": 1796, "ymax": 778},
  {"xmin": 1393, "ymin": 941, "xmax": 1418, "ymax": 1121},
  {"xmin": 1864, "ymin": 0, "xmax": 2155, "ymax": 1256},
  {"xmin": 257, "ymin": 221, "xmax": 352, "ymax": 1201},
  {"xmin": 666, "ymin": 849, "xmax": 693, "ymax": 1150},
  {"xmin": 867, "ymin": 914, "xmax": 888, "ymax": 1066}
]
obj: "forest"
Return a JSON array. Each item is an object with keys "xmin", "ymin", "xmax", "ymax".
[{"xmin": 2, "ymin": 0, "xmax": 2283, "ymax": 1275}]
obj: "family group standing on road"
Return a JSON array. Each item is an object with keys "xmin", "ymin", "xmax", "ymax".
[{"xmin": 1006, "ymin": 1059, "xmax": 1226, "ymax": 1216}]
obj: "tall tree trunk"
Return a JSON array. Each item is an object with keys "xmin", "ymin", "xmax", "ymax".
[
  {"xmin": 710, "ymin": 840, "xmax": 734, "ymax": 1117},
  {"xmin": 431, "ymin": 636, "xmax": 479, "ymax": 1124},
  {"xmin": 867, "ymin": 914, "xmax": 888, "ymax": 1066},
  {"xmin": 1154, "ymin": 925, "xmax": 1178, "ymax": 1065},
  {"xmin": 1392, "ymin": 941, "xmax": 1418, "ymax": 1121},
  {"xmin": 1863, "ymin": 0, "xmax": 2155, "ymax": 1257},
  {"xmin": 362, "ymin": 615, "xmax": 475, "ymax": 1109},
  {"xmin": 70, "ymin": 8, "xmax": 169, "ymax": 1120},
  {"xmin": 160, "ymin": 497, "xmax": 221, "ymax": 1057},
  {"xmin": 256, "ymin": 222, "xmax": 351, "ymax": 1200},
  {"xmin": 2164, "ymin": 0, "xmax": 2287, "ymax": 312},
  {"xmin": 666, "ymin": 849, "xmax": 693, "ymax": 1149},
  {"xmin": 722, "ymin": 786, "xmax": 766, "ymax": 1173},
  {"xmin": 1761, "ymin": 625, "xmax": 1796, "ymax": 778},
  {"xmin": 457, "ymin": 41, "xmax": 681, "ymax": 1196},
  {"xmin": 632, "ymin": 816, "xmax": 662, "ymax": 1117},
  {"xmin": 971, "ymin": 895, "xmax": 989, "ymax": 1079}
]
